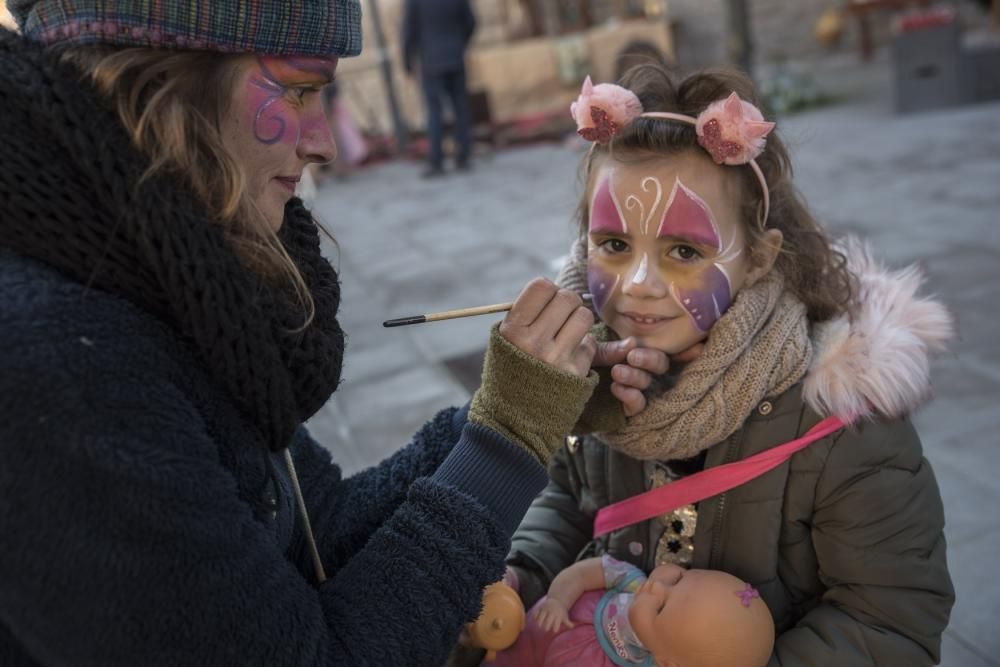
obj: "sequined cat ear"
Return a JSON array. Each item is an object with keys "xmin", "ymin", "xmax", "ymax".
[
  {"xmin": 695, "ymin": 92, "xmax": 775, "ymax": 166},
  {"xmin": 570, "ymin": 75, "xmax": 643, "ymax": 144}
]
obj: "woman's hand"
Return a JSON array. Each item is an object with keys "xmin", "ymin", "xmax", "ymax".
[
  {"xmin": 532, "ymin": 596, "xmax": 574, "ymax": 633},
  {"xmin": 499, "ymin": 278, "xmax": 596, "ymax": 378},
  {"xmin": 592, "ymin": 340, "xmax": 705, "ymax": 416}
]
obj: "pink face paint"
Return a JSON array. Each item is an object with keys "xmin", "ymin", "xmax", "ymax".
[
  {"xmin": 247, "ymin": 56, "xmax": 337, "ymax": 146},
  {"xmin": 248, "ymin": 57, "xmax": 293, "ymax": 145},
  {"xmin": 589, "ymin": 175, "xmax": 626, "ymax": 235},
  {"xmin": 657, "ymin": 178, "xmax": 722, "ymax": 251}
]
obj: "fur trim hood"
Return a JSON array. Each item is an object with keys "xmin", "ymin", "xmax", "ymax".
[{"xmin": 803, "ymin": 237, "xmax": 954, "ymax": 422}]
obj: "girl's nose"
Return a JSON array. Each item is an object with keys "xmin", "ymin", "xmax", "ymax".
[{"xmin": 622, "ymin": 253, "xmax": 667, "ymax": 298}]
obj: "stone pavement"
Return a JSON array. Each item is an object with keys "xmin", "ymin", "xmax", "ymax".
[{"xmin": 306, "ymin": 56, "xmax": 1000, "ymax": 666}]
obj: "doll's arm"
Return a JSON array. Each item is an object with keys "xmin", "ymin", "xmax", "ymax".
[
  {"xmin": 769, "ymin": 420, "xmax": 953, "ymax": 666},
  {"xmin": 546, "ymin": 557, "xmax": 607, "ymax": 608},
  {"xmin": 533, "ymin": 557, "xmax": 606, "ymax": 632}
]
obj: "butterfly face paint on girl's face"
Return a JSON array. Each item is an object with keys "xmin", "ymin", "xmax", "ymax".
[
  {"xmin": 222, "ymin": 55, "xmax": 338, "ymax": 231},
  {"xmin": 586, "ymin": 155, "xmax": 753, "ymax": 354}
]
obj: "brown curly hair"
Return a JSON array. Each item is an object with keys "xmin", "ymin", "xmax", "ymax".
[{"xmin": 575, "ymin": 65, "xmax": 854, "ymax": 322}]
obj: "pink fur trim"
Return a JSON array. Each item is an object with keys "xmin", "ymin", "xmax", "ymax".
[{"xmin": 803, "ymin": 238, "xmax": 954, "ymax": 421}]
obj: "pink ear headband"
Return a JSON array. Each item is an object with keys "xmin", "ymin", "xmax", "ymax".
[{"xmin": 571, "ymin": 76, "xmax": 775, "ymax": 226}]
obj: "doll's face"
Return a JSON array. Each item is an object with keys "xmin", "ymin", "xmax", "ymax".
[
  {"xmin": 628, "ymin": 566, "xmax": 775, "ymax": 667},
  {"xmin": 221, "ymin": 55, "xmax": 338, "ymax": 230},
  {"xmin": 586, "ymin": 154, "xmax": 756, "ymax": 354}
]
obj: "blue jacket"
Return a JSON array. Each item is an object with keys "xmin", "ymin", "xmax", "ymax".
[
  {"xmin": 0, "ymin": 250, "xmax": 547, "ymax": 665},
  {"xmin": 402, "ymin": 0, "xmax": 476, "ymax": 75}
]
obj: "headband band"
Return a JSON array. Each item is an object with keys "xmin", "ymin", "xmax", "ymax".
[{"xmin": 571, "ymin": 77, "xmax": 774, "ymax": 227}]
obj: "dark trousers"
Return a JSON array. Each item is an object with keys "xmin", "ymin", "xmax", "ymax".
[{"xmin": 421, "ymin": 67, "xmax": 472, "ymax": 169}]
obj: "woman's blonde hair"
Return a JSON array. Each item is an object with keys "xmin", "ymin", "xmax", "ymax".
[
  {"xmin": 577, "ymin": 65, "xmax": 855, "ymax": 323},
  {"xmin": 60, "ymin": 46, "xmax": 317, "ymax": 325}
]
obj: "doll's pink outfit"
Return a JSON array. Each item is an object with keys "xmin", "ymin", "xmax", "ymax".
[{"xmin": 486, "ymin": 556, "xmax": 655, "ymax": 667}]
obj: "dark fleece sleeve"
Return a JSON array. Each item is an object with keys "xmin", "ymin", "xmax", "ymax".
[
  {"xmin": 290, "ymin": 405, "xmax": 467, "ymax": 571},
  {"xmin": 0, "ymin": 341, "xmax": 538, "ymax": 666}
]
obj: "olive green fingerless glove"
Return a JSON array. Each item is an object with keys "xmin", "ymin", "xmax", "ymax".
[
  {"xmin": 469, "ymin": 324, "xmax": 599, "ymax": 468},
  {"xmin": 572, "ymin": 367, "xmax": 627, "ymax": 435}
]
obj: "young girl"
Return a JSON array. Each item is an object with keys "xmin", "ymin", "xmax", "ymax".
[{"xmin": 504, "ymin": 65, "xmax": 956, "ymax": 665}]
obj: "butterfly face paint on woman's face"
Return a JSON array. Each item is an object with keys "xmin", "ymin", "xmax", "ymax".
[
  {"xmin": 221, "ymin": 55, "xmax": 338, "ymax": 231},
  {"xmin": 586, "ymin": 155, "xmax": 753, "ymax": 354}
]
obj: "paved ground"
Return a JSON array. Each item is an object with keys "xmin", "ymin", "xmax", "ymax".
[{"xmin": 306, "ymin": 54, "xmax": 1000, "ymax": 666}]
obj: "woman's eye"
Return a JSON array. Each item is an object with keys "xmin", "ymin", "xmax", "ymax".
[
  {"xmin": 600, "ymin": 238, "xmax": 629, "ymax": 253},
  {"xmin": 668, "ymin": 245, "xmax": 701, "ymax": 261}
]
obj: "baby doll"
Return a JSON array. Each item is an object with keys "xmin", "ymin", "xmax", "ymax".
[{"xmin": 485, "ymin": 555, "xmax": 774, "ymax": 667}]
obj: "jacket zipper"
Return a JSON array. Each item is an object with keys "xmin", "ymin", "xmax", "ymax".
[{"xmin": 709, "ymin": 429, "xmax": 745, "ymax": 570}]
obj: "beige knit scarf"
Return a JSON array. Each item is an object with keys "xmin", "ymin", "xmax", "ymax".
[{"xmin": 557, "ymin": 239, "xmax": 812, "ymax": 461}]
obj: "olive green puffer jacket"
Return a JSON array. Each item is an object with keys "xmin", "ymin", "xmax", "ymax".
[
  {"xmin": 508, "ymin": 243, "xmax": 955, "ymax": 666},
  {"xmin": 508, "ymin": 383, "xmax": 953, "ymax": 666}
]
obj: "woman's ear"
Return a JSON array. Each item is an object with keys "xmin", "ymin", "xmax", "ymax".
[{"xmin": 745, "ymin": 228, "xmax": 783, "ymax": 287}]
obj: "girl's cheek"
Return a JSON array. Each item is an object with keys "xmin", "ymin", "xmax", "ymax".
[
  {"xmin": 671, "ymin": 265, "xmax": 733, "ymax": 332},
  {"xmin": 587, "ymin": 263, "xmax": 619, "ymax": 320}
]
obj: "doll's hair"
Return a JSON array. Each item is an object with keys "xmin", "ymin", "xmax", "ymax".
[{"xmin": 575, "ymin": 64, "xmax": 855, "ymax": 323}]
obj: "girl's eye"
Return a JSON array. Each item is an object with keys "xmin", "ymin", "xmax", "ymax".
[
  {"xmin": 600, "ymin": 238, "xmax": 629, "ymax": 253},
  {"xmin": 668, "ymin": 245, "xmax": 701, "ymax": 261}
]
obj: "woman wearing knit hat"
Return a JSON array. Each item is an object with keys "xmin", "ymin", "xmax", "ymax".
[{"xmin": 0, "ymin": 2, "xmax": 668, "ymax": 664}]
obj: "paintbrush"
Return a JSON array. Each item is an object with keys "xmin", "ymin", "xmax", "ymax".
[{"xmin": 383, "ymin": 294, "xmax": 594, "ymax": 327}]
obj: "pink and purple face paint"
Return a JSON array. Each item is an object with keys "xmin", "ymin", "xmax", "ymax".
[
  {"xmin": 587, "ymin": 173, "xmax": 737, "ymax": 333},
  {"xmin": 247, "ymin": 56, "xmax": 336, "ymax": 145}
]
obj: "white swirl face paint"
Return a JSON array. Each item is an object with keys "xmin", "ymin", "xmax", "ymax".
[{"xmin": 585, "ymin": 157, "xmax": 756, "ymax": 353}]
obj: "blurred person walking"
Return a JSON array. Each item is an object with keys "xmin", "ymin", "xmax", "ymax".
[{"xmin": 402, "ymin": 0, "xmax": 476, "ymax": 177}]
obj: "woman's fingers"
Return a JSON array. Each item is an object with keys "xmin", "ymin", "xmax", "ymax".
[
  {"xmin": 611, "ymin": 381, "xmax": 646, "ymax": 417},
  {"xmin": 499, "ymin": 279, "xmax": 595, "ymax": 377},
  {"xmin": 503, "ymin": 277, "xmax": 558, "ymax": 327},
  {"xmin": 627, "ymin": 346, "xmax": 670, "ymax": 375}
]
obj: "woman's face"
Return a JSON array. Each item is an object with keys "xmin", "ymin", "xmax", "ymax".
[
  {"xmin": 221, "ymin": 55, "xmax": 339, "ymax": 230},
  {"xmin": 586, "ymin": 153, "xmax": 758, "ymax": 355}
]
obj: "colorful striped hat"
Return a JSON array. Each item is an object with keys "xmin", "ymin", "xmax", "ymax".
[{"xmin": 9, "ymin": 0, "xmax": 363, "ymax": 57}]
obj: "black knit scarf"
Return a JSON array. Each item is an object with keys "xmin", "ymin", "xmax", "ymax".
[{"xmin": 0, "ymin": 30, "xmax": 345, "ymax": 452}]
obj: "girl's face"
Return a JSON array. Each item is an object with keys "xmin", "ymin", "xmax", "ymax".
[
  {"xmin": 587, "ymin": 153, "xmax": 758, "ymax": 355},
  {"xmin": 221, "ymin": 55, "xmax": 339, "ymax": 230}
]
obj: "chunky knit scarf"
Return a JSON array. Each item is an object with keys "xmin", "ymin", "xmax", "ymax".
[
  {"xmin": 558, "ymin": 238, "xmax": 812, "ymax": 461},
  {"xmin": 0, "ymin": 31, "xmax": 345, "ymax": 452}
]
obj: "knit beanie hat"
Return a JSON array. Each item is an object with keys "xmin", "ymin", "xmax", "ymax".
[{"xmin": 8, "ymin": 0, "xmax": 362, "ymax": 57}]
